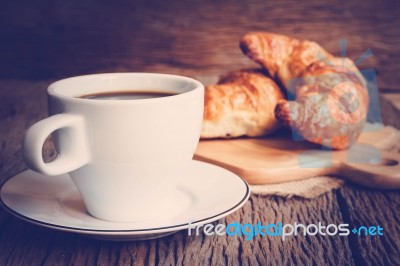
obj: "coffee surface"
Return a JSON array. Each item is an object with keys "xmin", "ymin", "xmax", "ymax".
[{"xmin": 78, "ymin": 91, "xmax": 177, "ymax": 100}]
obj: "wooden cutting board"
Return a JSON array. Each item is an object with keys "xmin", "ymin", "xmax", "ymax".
[{"xmin": 194, "ymin": 125, "xmax": 400, "ymax": 189}]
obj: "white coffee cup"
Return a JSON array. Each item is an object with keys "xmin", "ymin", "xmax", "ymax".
[{"xmin": 22, "ymin": 73, "xmax": 204, "ymax": 222}]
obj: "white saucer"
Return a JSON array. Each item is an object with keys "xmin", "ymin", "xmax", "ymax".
[{"xmin": 0, "ymin": 160, "xmax": 249, "ymax": 241}]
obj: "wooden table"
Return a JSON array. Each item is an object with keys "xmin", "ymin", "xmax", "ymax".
[{"xmin": 0, "ymin": 1, "xmax": 399, "ymax": 265}]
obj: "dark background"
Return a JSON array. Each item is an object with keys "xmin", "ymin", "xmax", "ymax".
[{"xmin": 0, "ymin": 0, "xmax": 399, "ymax": 91}]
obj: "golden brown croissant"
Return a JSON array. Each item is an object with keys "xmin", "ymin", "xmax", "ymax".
[
  {"xmin": 201, "ymin": 69, "xmax": 284, "ymax": 139},
  {"xmin": 240, "ymin": 32, "xmax": 369, "ymax": 149}
]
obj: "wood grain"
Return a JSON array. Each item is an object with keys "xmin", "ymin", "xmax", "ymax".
[
  {"xmin": 0, "ymin": 79, "xmax": 399, "ymax": 265},
  {"xmin": 0, "ymin": 191, "xmax": 354, "ymax": 265},
  {"xmin": 338, "ymin": 185, "xmax": 400, "ymax": 265},
  {"xmin": 0, "ymin": 0, "xmax": 399, "ymax": 90},
  {"xmin": 195, "ymin": 127, "xmax": 400, "ymax": 187}
]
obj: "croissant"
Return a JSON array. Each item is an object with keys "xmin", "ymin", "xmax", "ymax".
[
  {"xmin": 201, "ymin": 69, "xmax": 284, "ymax": 139},
  {"xmin": 240, "ymin": 32, "xmax": 369, "ymax": 149}
]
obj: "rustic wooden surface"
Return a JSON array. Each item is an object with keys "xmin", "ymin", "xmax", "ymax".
[
  {"xmin": 0, "ymin": 1, "xmax": 400, "ymax": 265},
  {"xmin": 0, "ymin": 82, "xmax": 399, "ymax": 265},
  {"xmin": 0, "ymin": 0, "xmax": 400, "ymax": 91}
]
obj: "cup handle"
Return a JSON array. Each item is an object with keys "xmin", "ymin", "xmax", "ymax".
[{"xmin": 22, "ymin": 113, "xmax": 91, "ymax": 175}]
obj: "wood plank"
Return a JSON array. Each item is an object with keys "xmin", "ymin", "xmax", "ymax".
[
  {"xmin": 380, "ymin": 95, "xmax": 400, "ymax": 129},
  {"xmin": 381, "ymin": 93, "xmax": 400, "ymax": 111},
  {"xmin": 0, "ymin": 79, "xmax": 399, "ymax": 265},
  {"xmin": 0, "ymin": 79, "xmax": 354, "ymax": 265},
  {"xmin": 0, "ymin": 0, "xmax": 399, "ymax": 90},
  {"xmin": 195, "ymin": 127, "xmax": 400, "ymax": 187},
  {"xmin": 338, "ymin": 184, "xmax": 400, "ymax": 265},
  {"xmin": 0, "ymin": 196, "xmax": 355, "ymax": 265}
]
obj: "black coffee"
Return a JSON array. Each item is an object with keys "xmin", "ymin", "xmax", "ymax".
[{"xmin": 78, "ymin": 91, "xmax": 177, "ymax": 100}]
